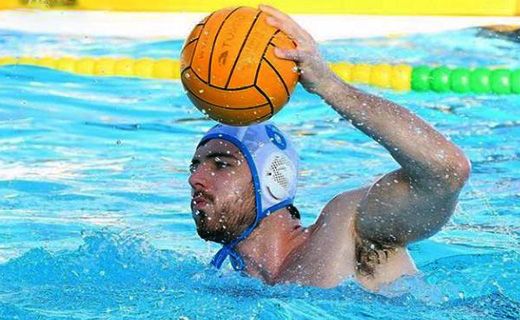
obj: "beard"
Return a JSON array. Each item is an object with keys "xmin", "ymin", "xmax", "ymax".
[{"xmin": 192, "ymin": 188, "xmax": 256, "ymax": 244}]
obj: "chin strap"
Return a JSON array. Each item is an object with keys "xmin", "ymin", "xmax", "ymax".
[
  {"xmin": 210, "ymin": 201, "xmax": 293, "ymax": 272},
  {"xmin": 210, "ymin": 224, "xmax": 253, "ymax": 271},
  {"xmin": 210, "ymin": 242, "xmax": 245, "ymax": 271}
]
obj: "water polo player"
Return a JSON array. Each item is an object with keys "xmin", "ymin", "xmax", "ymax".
[{"xmin": 188, "ymin": 5, "xmax": 471, "ymax": 290}]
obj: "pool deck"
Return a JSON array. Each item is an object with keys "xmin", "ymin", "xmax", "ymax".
[{"xmin": 1, "ymin": 10, "xmax": 520, "ymax": 40}]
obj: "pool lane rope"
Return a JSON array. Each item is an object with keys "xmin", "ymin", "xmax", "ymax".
[{"xmin": 1, "ymin": 56, "xmax": 519, "ymax": 94}]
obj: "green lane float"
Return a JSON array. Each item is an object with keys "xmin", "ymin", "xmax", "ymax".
[{"xmin": 411, "ymin": 65, "xmax": 520, "ymax": 94}]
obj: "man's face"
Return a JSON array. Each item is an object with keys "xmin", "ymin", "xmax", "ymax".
[{"xmin": 188, "ymin": 139, "xmax": 256, "ymax": 244}]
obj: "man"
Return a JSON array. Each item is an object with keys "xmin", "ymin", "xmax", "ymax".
[{"xmin": 188, "ymin": 5, "xmax": 471, "ymax": 291}]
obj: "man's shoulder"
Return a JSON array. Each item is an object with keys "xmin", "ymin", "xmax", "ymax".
[
  {"xmin": 275, "ymin": 187, "xmax": 371, "ymax": 287},
  {"xmin": 312, "ymin": 186, "xmax": 370, "ymax": 228},
  {"xmin": 277, "ymin": 185, "xmax": 417, "ymax": 289}
]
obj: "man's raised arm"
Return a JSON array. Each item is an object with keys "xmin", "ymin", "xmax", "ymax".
[
  {"xmin": 260, "ymin": 5, "xmax": 471, "ymax": 246},
  {"xmin": 316, "ymin": 74, "xmax": 470, "ymax": 245}
]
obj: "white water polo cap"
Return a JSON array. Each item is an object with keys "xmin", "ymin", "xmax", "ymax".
[{"xmin": 197, "ymin": 122, "xmax": 299, "ymax": 270}]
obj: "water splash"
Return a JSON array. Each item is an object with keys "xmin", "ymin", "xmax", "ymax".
[{"xmin": 0, "ymin": 230, "xmax": 518, "ymax": 319}]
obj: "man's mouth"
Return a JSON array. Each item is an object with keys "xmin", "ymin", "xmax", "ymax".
[
  {"xmin": 192, "ymin": 192, "xmax": 211, "ymax": 210},
  {"xmin": 193, "ymin": 196, "xmax": 207, "ymax": 209}
]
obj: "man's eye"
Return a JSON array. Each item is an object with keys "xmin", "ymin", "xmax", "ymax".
[
  {"xmin": 189, "ymin": 163, "xmax": 197, "ymax": 173},
  {"xmin": 215, "ymin": 161, "xmax": 228, "ymax": 169}
]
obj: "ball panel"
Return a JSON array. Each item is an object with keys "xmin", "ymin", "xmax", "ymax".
[
  {"xmin": 257, "ymin": 59, "xmax": 290, "ymax": 112},
  {"xmin": 199, "ymin": 12, "xmax": 212, "ymax": 24},
  {"xmin": 209, "ymin": 7, "xmax": 258, "ymax": 88},
  {"xmin": 227, "ymin": 12, "xmax": 278, "ymax": 89},
  {"xmin": 212, "ymin": 104, "xmax": 272, "ymax": 125},
  {"xmin": 264, "ymin": 45, "xmax": 299, "ymax": 95},
  {"xmin": 187, "ymin": 89, "xmax": 272, "ymax": 125},
  {"xmin": 192, "ymin": 7, "xmax": 236, "ymax": 83},
  {"xmin": 182, "ymin": 68, "xmax": 268, "ymax": 108},
  {"xmin": 186, "ymin": 24, "xmax": 203, "ymax": 45},
  {"xmin": 180, "ymin": 41, "xmax": 197, "ymax": 72}
]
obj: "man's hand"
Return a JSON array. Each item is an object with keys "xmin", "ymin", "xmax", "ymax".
[{"xmin": 259, "ymin": 4, "xmax": 335, "ymax": 94}]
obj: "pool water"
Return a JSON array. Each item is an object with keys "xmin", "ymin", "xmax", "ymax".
[{"xmin": 0, "ymin": 28, "xmax": 519, "ymax": 319}]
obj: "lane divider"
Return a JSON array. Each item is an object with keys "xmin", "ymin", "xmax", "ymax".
[
  {"xmin": 1, "ymin": 56, "xmax": 519, "ymax": 94},
  {"xmin": 0, "ymin": 56, "xmax": 181, "ymax": 80}
]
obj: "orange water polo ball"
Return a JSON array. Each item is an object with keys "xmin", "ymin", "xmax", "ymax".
[{"xmin": 180, "ymin": 7, "xmax": 299, "ymax": 126}]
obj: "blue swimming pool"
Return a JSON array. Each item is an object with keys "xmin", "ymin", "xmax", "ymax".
[{"xmin": 0, "ymin": 28, "xmax": 519, "ymax": 319}]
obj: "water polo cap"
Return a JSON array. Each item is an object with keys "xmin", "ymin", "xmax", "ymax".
[{"xmin": 197, "ymin": 122, "xmax": 299, "ymax": 271}]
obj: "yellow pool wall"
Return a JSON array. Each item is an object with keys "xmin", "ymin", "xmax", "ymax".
[{"xmin": 1, "ymin": 0, "xmax": 520, "ymax": 15}]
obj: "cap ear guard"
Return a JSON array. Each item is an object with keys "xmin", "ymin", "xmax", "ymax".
[{"xmin": 262, "ymin": 152, "xmax": 297, "ymax": 201}]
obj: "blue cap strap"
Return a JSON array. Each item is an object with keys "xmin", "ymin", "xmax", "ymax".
[
  {"xmin": 211, "ymin": 241, "xmax": 245, "ymax": 271},
  {"xmin": 210, "ymin": 199, "xmax": 294, "ymax": 271},
  {"xmin": 210, "ymin": 245, "xmax": 231, "ymax": 269},
  {"xmin": 229, "ymin": 249, "xmax": 246, "ymax": 271}
]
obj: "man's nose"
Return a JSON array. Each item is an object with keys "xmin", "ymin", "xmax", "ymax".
[{"xmin": 188, "ymin": 163, "xmax": 210, "ymax": 189}]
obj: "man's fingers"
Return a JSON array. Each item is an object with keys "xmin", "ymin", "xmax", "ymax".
[
  {"xmin": 264, "ymin": 15, "xmax": 309, "ymax": 49},
  {"xmin": 258, "ymin": 4, "xmax": 291, "ymax": 21},
  {"xmin": 265, "ymin": 16, "xmax": 281, "ymax": 29},
  {"xmin": 274, "ymin": 47, "xmax": 302, "ymax": 62},
  {"xmin": 260, "ymin": 5, "xmax": 314, "ymax": 47}
]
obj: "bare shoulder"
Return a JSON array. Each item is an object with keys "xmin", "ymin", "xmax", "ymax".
[
  {"xmin": 315, "ymin": 187, "xmax": 370, "ymax": 224},
  {"xmin": 276, "ymin": 186, "xmax": 417, "ymax": 289},
  {"xmin": 275, "ymin": 187, "xmax": 369, "ymax": 287}
]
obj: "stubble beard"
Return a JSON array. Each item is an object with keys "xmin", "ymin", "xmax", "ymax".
[{"xmin": 195, "ymin": 188, "xmax": 256, "ymax": 244}]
